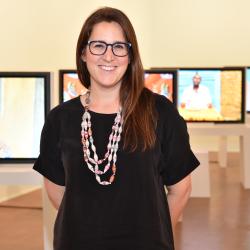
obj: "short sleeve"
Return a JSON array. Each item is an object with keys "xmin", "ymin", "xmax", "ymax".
[
  {"xmin": 33, "ymin": 109, "xmax": 65, "ymax": 186},
  {"xmin": 160, "ymin": 103, "xmax": 200, "ymax": 186}
]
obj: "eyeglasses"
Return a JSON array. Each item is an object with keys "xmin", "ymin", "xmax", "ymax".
[{"xmin": 87, "ymin": 40, "xmax": 131, "ymax": 57}]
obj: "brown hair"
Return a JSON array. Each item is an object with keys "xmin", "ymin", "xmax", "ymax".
[{"xmin": 76, "ymin": 7, "xmax": 156, "ymax": 151}]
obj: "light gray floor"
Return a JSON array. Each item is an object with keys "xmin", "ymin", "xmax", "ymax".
[{"xmin": 175, "ymin": 153, "xmax": 250, "ymax": 250}]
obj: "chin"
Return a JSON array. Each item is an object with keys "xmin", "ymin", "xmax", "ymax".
[{"xmin": 98, "ymin": 78, "xmax": 122, "ymax": 88}]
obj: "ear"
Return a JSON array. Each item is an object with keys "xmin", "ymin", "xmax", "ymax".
[
  {"xmin": 81, "ymin": 48, "xmax": 86, "ymax": 62},
  {"xmin": 82, "ymin": 54, "xmax": 86, "ymax": 62}
]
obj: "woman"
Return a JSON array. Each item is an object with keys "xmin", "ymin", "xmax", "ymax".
[{"xmin": 34, "ymin": 7, "xmax": 199, "ymax": 250}]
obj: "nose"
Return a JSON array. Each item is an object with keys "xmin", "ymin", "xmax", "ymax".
[{"xmin": 103, "ymin": 45, "xmax": 114, "ymax": 61}]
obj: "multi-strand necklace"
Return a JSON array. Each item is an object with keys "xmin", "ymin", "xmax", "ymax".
[{"xmin": 81, "ymin": 91, "xmax": 123, "ymax": 185}]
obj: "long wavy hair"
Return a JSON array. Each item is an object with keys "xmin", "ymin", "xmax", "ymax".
[{"xmin": 76, "ymin": 7, "xmax": 157, "ymax": 151}]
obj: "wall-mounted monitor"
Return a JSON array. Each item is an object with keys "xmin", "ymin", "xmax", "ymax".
[
  {"xmin": 246, "ymin": 68, "xmax": 250, "ymax": 113},
  {"xmin": 144, "ymin": 69, "xmax": 177, "ymax": 104},
  {"xmin": 0, "ymin": 72, "xmax": 50, "ymax": 163},
  {"xmin": 59, "ymin": 70, "xmax": 87, "ymax": 103},
  {"xmin": 177, "ymin": 68, "xmax": 245, "ymax": 123}
]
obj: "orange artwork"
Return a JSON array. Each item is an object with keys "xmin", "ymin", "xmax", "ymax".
[
  {"xmin": 63, "ymin": 74, "xmax": 87, "ymax": 101},
  {"xmin": 144, "ymin": 73, "xmax": 173, "ymax": 102}
]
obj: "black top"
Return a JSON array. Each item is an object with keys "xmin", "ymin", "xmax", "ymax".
[{"xmin": 33, "ymin": 93, "xmax": 199, "ymax": 250}]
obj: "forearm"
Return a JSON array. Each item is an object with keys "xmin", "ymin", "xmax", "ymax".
[
  {"xmin": 44, "ymin": 178, "xmax": 65, "ymax": 210},
  {"xmin": 166, "ymin": 175, "xmax": 192, "ymax": 231}
]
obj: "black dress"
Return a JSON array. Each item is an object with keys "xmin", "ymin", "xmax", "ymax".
[{"xmin": 33, "ymin": 93, "xmax": 200, "ymax": 250}]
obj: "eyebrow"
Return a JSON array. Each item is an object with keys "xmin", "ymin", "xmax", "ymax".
[{"xmin": 89, "ymin": 40, "xmax": 127, "ymax": 44}]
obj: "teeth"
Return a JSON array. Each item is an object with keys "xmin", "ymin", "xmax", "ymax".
[{"xmin": 100, "ymin": 65, "xmax": 115, "ymax": 71}]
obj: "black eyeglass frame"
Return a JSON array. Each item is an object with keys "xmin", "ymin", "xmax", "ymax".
[{"xmin": 87, "ymin": 40, "xmax": 132, "ymax": 57}]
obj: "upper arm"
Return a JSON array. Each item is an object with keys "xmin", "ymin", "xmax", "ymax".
[
  {"xmin": 33, "ymin": 109, "xmax": 65, "ymax": 186},
  {"xmin": 166, "ymin": 174, "xmax": 192, "ymax": 195},
  {"xmin": 44, "ymin": 177, "xmax": 65, "ymax": 194},
  {"xmin": 44, "ymin": 177, "xmax": 65, "ymax": 209},
  {"xmin": 159, "ymin": 102, "xmax": 200, "ymax": 186}
]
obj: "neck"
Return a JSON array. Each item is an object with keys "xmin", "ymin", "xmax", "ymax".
[
  {"xmin": 87, "ymin": 85, "xmax": 120, "ymax": 113},
  {"xmin": 193, "ymin": 84, "xmax": 199, "ymax": 90}
]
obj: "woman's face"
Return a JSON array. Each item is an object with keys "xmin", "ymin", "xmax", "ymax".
[{"xmin": 82, "ymin": 21, "xmax": 130, "ymax": 90}]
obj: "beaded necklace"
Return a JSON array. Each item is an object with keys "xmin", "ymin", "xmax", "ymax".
[{"xmin": 81, "ymin": 91, "xmax": 123, "ymax": 185}]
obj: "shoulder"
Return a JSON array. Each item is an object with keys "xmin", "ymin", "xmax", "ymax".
[
  {"xmin": 47, "ymin": 97, "xmax": 81, "ymax": 122},
  {"xmin": 199, "ymin": 85, "xmax": 210, "ymax": 92},
  {"xmin": 153, "ymin": 92, "xmax": 172, "ymax": 107},
  {"xmin": 183, "ymin": 85, "xmax": 193, "ymax": 93},
  {"xmin": 153, "ymin": 93, "xmax": 178, "ymax": 119},
  {"xmin": 153, "ymin": 93, "xmax": 187, "ymax": 134}
]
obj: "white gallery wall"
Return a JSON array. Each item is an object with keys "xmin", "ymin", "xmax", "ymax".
[
  {"xmin": 151, "ymin": 0, "xmax": 250, "ymax": 67},
  {"xmin": 2, "ymin": 0, "xmax": 250, "ymax": 69},
  {"xmin": 1, "ymin": 0, "xmax": 250, "ymax": 163},
  {"xmin": 1, "ymin": 0, "xmax": 250, "ymax": 98}
]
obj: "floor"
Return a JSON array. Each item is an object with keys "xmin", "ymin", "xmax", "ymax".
[
  {"xmin": 0, "ymin": 188, "xmax": 43, "ymax": 250},
  {"xmin": 0, "ymin": 153, "xmax": 249, "ymax": 250},
  {"xmin": 175, "ymin": 153, "xmax": 250, "ymax": 250}
]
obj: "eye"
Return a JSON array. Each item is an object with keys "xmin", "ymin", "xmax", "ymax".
[
  {"xmin": 92, "ymin": 42, "xmax": 105, "ymax": 49},
  {"xmin": 113, "ymin": 43, "xmax": 126, "ymax": 50}
]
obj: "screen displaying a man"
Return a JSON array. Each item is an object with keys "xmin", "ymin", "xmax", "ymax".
[{"xmin": 180, "ymin": 73, "xmax": 212, "ymax": 110}]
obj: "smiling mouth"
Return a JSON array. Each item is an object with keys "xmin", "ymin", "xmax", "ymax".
[{"xmin": 99, "ymin": 65, "xmax": 116, "ymax": 71}]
